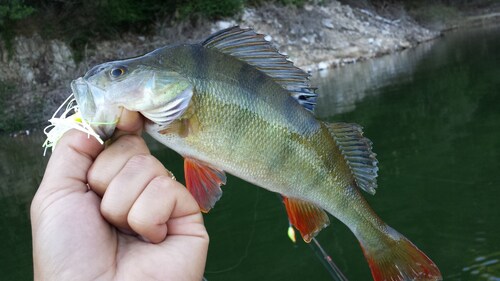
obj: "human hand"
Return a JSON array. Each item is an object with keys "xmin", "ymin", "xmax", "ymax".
[{"xmin": 31, "ymin": 110, "xmax": 208, "ymax": 281}]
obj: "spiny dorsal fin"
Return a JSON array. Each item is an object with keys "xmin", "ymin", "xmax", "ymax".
[
  {"xmin": 327, "ymin": 122, "xmax": 379, "ymax": 194},
  {"xmin": 202, "ymin": 26, "xmax": 317, "ymax": 112}
]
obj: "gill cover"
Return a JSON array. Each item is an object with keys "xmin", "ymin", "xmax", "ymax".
[
  {"xmin": 140, "ymin": 84, "xmax": 193, "ymax": 129},
  {"xmin": 72, "ymin": 46, "xmax": 196, "ymax": 138}
]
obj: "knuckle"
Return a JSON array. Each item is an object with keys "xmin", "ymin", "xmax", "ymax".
[
  {"xmin": 150, "ymin": 175, "xmax": 171, "ymax": 188},
  {"xmin": 115, "ymin": 134, "xmax": 146, "ymax": 151},
  {"xmin": 127, "ymin": 211, "xmax": 148, "ymax": 229},
  {"xmin": 87, "ymin": 168, "xmax": 107, "ymax": 192},
  {"xmin": 148, "ymin": 176, "xmax": 177, "ymax": 198},
  {"xmin": 127, "ymin": 154, "xmax": 158, "ymax": 168},
  {"xmin": 100, "ymin": 203, "xmax": 125, "ymax": 224}
]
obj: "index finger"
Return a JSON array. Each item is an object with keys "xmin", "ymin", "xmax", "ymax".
[
  {"xmin": 38, "ymin": 130, "xmax": 104, "ymax": 194},
  {"xmin": 113, "ymin": 109, "xmax": 144, "ymax": 138}
]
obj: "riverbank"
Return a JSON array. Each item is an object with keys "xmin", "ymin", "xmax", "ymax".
[{"xmin": 0, "ymin": 1, "xmax": 498, "ymax": 134}]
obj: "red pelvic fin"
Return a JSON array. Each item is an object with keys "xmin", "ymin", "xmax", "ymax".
[
  {"xmin": 360, "ymin": 227, "xmax": 442, "ymax": 281},
  {"xmin": 184, "ymin": 157, "xmax": 226, "ymax": 213},
  {"xmin": 283, "ymin": 197, "xmax": 330, "ymax": 242}
]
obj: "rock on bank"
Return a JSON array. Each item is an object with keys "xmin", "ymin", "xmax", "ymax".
[
  {"xmin": 232, "ymin": 1, "xmax": 439, "ymax": 71},
  {"xmin": 0, "ymin": 1, "xmax": 439, "ymax": 132}
]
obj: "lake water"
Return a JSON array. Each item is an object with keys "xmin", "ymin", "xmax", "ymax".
[{"xmin": 1, "ymin": 25, "xmax": 499, "ymax": 280}]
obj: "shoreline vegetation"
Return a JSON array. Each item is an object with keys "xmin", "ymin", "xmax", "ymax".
[{"xmin": 1, "ymin": 0, "xmax": 499, "ymax": 134}]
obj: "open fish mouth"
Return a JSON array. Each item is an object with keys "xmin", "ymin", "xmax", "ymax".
[{"xmin": 71, "ymin": 77, "xmax": 122, "ymax": 140}]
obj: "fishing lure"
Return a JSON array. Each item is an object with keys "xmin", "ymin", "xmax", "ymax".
[{"xmin": 42, "ymin": 94, "xmax": 107, "ymax": 155}]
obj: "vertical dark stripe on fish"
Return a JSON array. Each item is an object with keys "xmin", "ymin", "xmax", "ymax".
[
  {"xmin": 266, "ymin": 134, "xmax": 290, "ymax": 176},
  {"xmin": 283, "ymin": 97, "xmax": 300, "ymax": 125},
  {"xmin": 256, "ymin": 75, "xmax": 275, "ymax": 103},
  {"xmin": 191, "ymin": 45, "xmax": 208, "ymax": 79},
  {"xmin": 237, "ymin": 63, "xmax": 258, "ymax": 91}
]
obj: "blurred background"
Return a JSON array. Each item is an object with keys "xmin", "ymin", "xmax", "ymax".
[{"xmin": 1, "ymin": 0, "xmax": 499, "ymax": 280}]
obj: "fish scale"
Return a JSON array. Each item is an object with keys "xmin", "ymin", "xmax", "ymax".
[
  {"xmin": 72, "ymin": 26, "xmax": 442, "ymax": 281},
  {"xmin": 178, "ymin": 82, "xmax": 331, "ymax": 197}
]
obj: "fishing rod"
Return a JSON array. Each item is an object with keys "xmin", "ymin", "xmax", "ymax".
[
  {"xmin": 286, "ymin": 222, "xmax": 348, "ymax": 281},
  {"xmin": 202, "ymin": 195, "xmax": 348, "ymax": 281},
  {"xmin": 309, "ymin": 237, "xmax": 349, "ymax": 281},
  {"xmin": 201, "ymin": 237, "xmax": 348, "ymax": 281},
  {"xmin": 279, "ymin": 193, "xmax": 348, "ymax": 281}
]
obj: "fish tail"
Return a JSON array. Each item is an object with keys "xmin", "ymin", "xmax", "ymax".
[{"xmin": 357, "ymin": 225, "xmax": 442, "ymax": 281}]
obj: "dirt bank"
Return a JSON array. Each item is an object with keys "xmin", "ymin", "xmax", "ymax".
[{"xmin": 0, "ymin": 1, "xmax": 494, "ymax": 133}]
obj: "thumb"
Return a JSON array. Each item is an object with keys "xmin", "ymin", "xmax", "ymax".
[
  {"xmin": 39, "ymin": 110, "xmax": 143, "ymax": 194},
  {"xmin": 40, "ymin": 129, "xmax": 104, "ymax": 194}
]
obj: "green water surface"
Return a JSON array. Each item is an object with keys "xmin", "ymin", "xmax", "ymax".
[{"xmin": 0, "ymin": 25, "xmax": 499, "ymax": 280}]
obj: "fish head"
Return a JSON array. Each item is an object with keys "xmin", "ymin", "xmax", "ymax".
[{"xmin": 72, "ymin": 54, "xmax": 192, "ymax": 140}]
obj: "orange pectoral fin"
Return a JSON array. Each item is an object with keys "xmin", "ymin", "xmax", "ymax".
[
  {"xmin": 184, "ymin": 157, "xmax": 227, "ymax": 213},
  {"xmin": 283, "ymin": 197, "xmax": 330, "ymax": 242}
]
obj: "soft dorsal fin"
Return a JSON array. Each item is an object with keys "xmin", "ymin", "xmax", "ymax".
[
  {"xmin": 327, "ymin": 122, "xmax": 379, "ymax": 194},
  {"xmin": 202, "ymin": 26, "xmax": 317, "ymax": 112},
  {"xmin": 283, "ymin": 196, "xmax": 330, "ymax": 242}
]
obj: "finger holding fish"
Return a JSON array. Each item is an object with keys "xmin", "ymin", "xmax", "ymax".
[
  {"xmin": 87, "ymin": 109, "xmax": 147, "ymax": 195},
  {"xmin": 96, "ymin": 152, "xmax": 200, "ymax": 243},
  {"xmin": 99, "ymin": 154, "xmax": 167, "ymax": 231},
  {"xmin": 128, "ymin": 175, "xmax": 201, "ymax": 243},
  {"xmin": 113, "ymin": 109, "xmax": 144, "ymax": 137},
  {"xmin": 87, "ymin": 132, "xmax": 198, "ymax": 243},
  {"xmin": 87, "ymin": 134, "xmax": 150, "ymax": 197},
  {"xmin": 46, "ymin": 26, "xmax": 442, "ymax": 280}
]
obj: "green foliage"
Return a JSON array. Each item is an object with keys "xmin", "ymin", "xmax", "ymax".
[
  {"xmin": 0, "ymin": 0, "xmax": 34, "ymax": 25},
  {"xmin": 246, "ymin": 0, "xmax": 310, "ymax": 7},
  {"xmin": 0, "ymin": 0, "xmax": 35, "ymax": 56},
  {"xmin": 408, "ymin": 2, "xmax": 461, "ymax": 28},
  {"xmin": 177, "ymin": 0, "xmax": 244, "ymax": 19},
  {"xmin": 276, "ymin": 0, "xmax": 309, "ymax": 6},
  {"xmin": 17, "ymin": 0, "xmax": 248, "ymax": 62}
]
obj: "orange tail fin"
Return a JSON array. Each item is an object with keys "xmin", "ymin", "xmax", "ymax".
[{"xmin": 359, "ymin": 226, "xmax": 442, "ymax": 281}]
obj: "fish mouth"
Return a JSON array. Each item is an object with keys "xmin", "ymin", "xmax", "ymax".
[{"xmin": 71, "ymin": 77, "xmax": 122, "ymax": 140}]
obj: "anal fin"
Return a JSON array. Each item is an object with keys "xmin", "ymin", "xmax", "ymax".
[
  {"xmin": 184, "ymin": 158, "xmax": 227, "ymax": 213},
  {"xmin": 283, "ymin": 197, "xmax": 330, "ymax": 243}
]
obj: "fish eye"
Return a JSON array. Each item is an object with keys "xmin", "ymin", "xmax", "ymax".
[{"xmin": 110, "ymin": 66, "xmax": 127, "ymax": 78}]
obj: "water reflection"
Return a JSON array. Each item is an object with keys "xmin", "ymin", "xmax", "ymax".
[
  {"xmin": 460, "ymin": 252, "xmax": 500, "ymax": 280},
  {"xmin": 0, "ymin": 133, "xmax": 46, "ymax": 280},
  {"xmin": 326, "ymin": 25, "xmax": 500, "ymax": 280},
  {"xmin": 312, "ymin": 40, "xmax": 436, "ymax": 118},
  {"xmin": 0, "ymin": 25, "xmax": 499, "ymax": 280}
]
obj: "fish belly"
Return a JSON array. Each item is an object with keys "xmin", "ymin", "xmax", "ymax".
[{"xmin": 146, "ymin": 79, "xmax": 356, "ymax": 214}]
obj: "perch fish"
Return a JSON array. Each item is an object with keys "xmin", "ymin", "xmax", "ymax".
[{"xmin": 64, "ymin": 27, "xmax": 442, "ymax": 281}]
